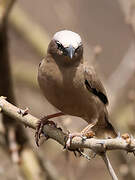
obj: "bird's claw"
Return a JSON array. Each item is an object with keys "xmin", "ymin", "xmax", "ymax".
[
  {"xmin": 65, "ymin": 130, "xmax": 95, "ymax": 149},
  {"xmin": 35, "ymin": 117, "xmax": 56, "ymax": 147},
  {"xmin": 65, "ymin": 133, "xmax": 74, "ymax": 149},
  {"xmin": 65, "ymin": 132, "xmax": 87, "ymax": 149}
]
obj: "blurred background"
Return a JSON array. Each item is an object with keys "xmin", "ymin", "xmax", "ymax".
[{"xmin": 0, "ymin": 0, "xmax": 135, "ymax": 180}]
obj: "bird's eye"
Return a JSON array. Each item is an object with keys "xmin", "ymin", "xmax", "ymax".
[{"xmin": 56, "ymin": 41, "xmax": 65, "ymax": 51}]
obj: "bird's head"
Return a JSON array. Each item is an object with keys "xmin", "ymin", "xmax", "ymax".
[{"xmin": 48, "ymin": 30, "xmax": 83, "ymax": 64}]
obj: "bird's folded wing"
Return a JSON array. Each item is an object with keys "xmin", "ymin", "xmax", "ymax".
[{"xmin": 84, "ymin": 66, "xmax": 109, "ymax": 105}]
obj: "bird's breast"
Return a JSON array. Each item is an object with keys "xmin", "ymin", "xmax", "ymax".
[{"xmin": 38, "ymin": 60, "xmax": 102, "ymax": 121}]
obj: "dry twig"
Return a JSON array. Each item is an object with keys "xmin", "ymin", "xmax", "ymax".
[
  {"xmin": 1, "ymin": 97, "xmax": 135, "ymax": 152},
  {"xmin": 101, "ymin": 153, "xmax": 118, "ymax": 180}
]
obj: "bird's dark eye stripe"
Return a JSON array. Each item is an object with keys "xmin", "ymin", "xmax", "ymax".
[
  {"xmin": 56, "ymin": 41, "xmax": 65, "ymax": 50},
  {"xmin": 75, "ymin": 46, "xmax": 81, "ymax": 51}
]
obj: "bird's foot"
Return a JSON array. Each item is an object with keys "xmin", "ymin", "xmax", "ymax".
[
  {"xmin": 65, "ymin": 131, "xmax": 95, "ymax": 160},
  {"xmin": 65, "ymin": 131, "xmax": 95, "ymax": 149},
  {"xmin": 65, "ymin": 132, "xmax": 86, "ymax": 149},
  {"xmin": 35, "ymin": 117, "xmax": 56, "ymax": 147},
  {"xmin": 35, "ymin": 112, "xmax": 64, "ymax": 147}
]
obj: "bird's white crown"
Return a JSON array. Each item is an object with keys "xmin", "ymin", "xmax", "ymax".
[{"xmin": 53, "ymin": 30, "xmax": 82, "ymax": 49}]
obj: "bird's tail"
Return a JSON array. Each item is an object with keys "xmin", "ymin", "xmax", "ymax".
[
  {"xmin": 104, "ymin": 117, "xmax": 117, "ymax": 138},
  {"xmin": 81, "ymin": 110, "xmax": 117, "ymax": 139},
  {"xmin": 95, "ymin": 114, "xmax": 117, "ymax": 139}
]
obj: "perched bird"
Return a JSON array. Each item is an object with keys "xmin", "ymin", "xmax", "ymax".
[{"xmin": 35, "ymin": 30, "xmax": 117, "ymax": 147}]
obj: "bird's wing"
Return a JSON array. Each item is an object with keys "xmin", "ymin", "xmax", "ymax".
[{"xmin": 84, "ymin": 66, "xmax": 108, "ymax": 105}]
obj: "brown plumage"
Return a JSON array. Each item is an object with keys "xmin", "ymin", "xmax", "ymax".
[{"xmin": 36, "ymin": 30, "xmax": 117, "ymax": 146}]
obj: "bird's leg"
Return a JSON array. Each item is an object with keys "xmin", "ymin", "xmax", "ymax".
[
  {"xmin": 81, "ymin": 123, "xmax": 96, "ymax": 138},
  {"xmin": 35, "ymin": 112, "xmax": 64, "ymax": 146}
]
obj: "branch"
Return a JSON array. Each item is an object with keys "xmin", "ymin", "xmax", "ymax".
[
  {"xmin": 0, "ymin": 2, "xmax": 56, "ymax": 179},
  {"xmin": 3, "ymin": 97, "xmax": 135, "ymax": 179},
  {"xmin": 0, "ymin": 97, "xmax": 135, "ymax": 154},
  {"xmin": 0, "ymin": 0, "xmax": 16, "ymax": 25},
  {"xmin": 101, "ymin": 153, "xmax": 118, "ymax": 180}
]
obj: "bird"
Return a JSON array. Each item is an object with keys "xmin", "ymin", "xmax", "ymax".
[{"xmin": 35, "ymin": 30, "xmax": 117, "ymax": 147}]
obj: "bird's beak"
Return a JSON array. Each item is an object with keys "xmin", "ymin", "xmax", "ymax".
[{"xmin": 65, "ymin": 45, "xmax": 75, "ymax": 59}]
